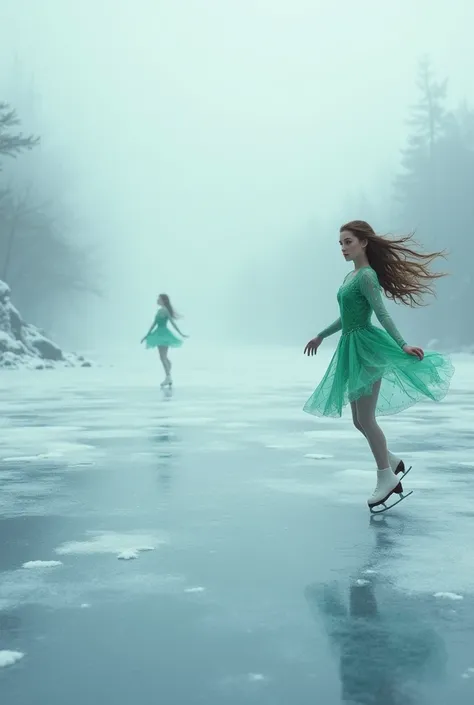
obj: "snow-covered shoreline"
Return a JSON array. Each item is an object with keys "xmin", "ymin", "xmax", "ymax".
[{"xmin": 0, "ymin": 280, "xmax": 91, "ymax": 370}]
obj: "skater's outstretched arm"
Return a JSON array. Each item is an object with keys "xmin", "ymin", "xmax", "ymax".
[
  {"xmin": 169, "ymin": 318, "xmax": 188, "ymax": 338},
  {"xmin": 359, "ymin": 269, "xmax": 406, "ymax": 348},
  {"xmin": 317, "ymin": 317, "xmax": 342, "ymax": 340},
  {"xmin": 305, "ymin": 317, "xmax": 342, "ymax": 355}
]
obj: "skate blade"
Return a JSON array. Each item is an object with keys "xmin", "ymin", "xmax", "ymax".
[{"xmin": 369, "ymin": 490, "xmax": 413, "ymax": 514}]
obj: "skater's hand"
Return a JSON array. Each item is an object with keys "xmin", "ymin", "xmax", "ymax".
[
  {"xmin": 403, "ymin": 344, "xmax": 424, "ymax": 360},
  {"xmin": 304, "ymin": 336, "xmax": 322, "ymax": 356}
]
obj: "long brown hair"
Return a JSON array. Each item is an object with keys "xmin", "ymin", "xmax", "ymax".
[
  {"xmin": 340, "ymin": 220, "xmax": 447, "ymax": 306},
  {"xmin": 158, "ymin": 293, "xmax": 179, "ymax": 319}
]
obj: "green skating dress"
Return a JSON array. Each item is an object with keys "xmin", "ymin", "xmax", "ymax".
[
  {"xmin": 145, "ymin": 308, "xmax": 183, "ymax": 349},
  {"xmin": 303, "ymin": 266, "xmax": 454, "ymax": 418}
]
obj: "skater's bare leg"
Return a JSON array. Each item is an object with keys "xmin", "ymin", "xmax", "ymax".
[
  {"xmin": 355, "ymin": 381, "xmax": 401, "ymax": 506},
  {"xmin": 351, "ymin": 400, "xmax": 402, "ymax": 472},
  {"xmin": 355, "ymin": 380, "xmax": 389, "ymax": 470},
  {"xmin": 158, "ymin": 346, "xmax": 171, "ymax": 381}
]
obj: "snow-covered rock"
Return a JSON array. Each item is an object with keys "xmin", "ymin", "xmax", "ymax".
[{"xmin": 0, "ymin": 280, "xmax": 92, "ymax": 370}]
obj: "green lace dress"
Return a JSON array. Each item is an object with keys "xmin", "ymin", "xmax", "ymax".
[
  {"xmin": 144, "ymin": 308, "xmax": 183, "ymax": 348},
  {"xmin": 303, "ymin": 266, "xmax": 454, "ymax": 418}
]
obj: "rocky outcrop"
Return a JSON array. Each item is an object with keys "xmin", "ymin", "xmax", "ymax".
[{"xmin": 0, "ymin": 280, "xmax": 91, "ymax": 369}]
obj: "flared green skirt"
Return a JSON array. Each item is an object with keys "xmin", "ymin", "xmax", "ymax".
[
  {"xmin": 303, "ymin": 325, "xmax": 454, "ymax": 418},
  {"xmin": 145, "ymin": 328, "xmax": 183, "ymax": 349}
]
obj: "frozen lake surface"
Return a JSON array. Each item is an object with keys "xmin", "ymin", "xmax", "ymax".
[{"xmin": 1, "ymin": 345, "xmax": 474, "ymax": 704}]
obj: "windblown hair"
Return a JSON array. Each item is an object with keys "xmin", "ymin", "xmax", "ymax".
[
  {"xmin": 340, "ymin": 220, "xmax": 448, "ymax": 306},
  {"xmin": 159, "ymin": 293, "xmax": 179, "ymax": 319}
]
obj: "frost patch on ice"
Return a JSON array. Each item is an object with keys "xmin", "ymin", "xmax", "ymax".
[
  {"xmin": 55, "ymin": 532, "xmax": 162, "ymax": 558},
  {"xmin": 2, "ymin": 441, "xmax": 97, "ymax": 464},
  {"xmin": 433, "ymin": 592, "xmax": 464, "ymax": 601},
  {"xmin": 304, "ymin": 453, "xmax": 334, "ymax": 460},
  {"xmin": 184, "ymin": 586, "xmax": 206, "ymax": 593},
  {"xmin": 0, "ymin": 651, "xmax": 24, "ymax": 668},
  {"xmin": 117, "ymin": 550, "xmax": 139, "ymax": 560},
  {"xmin": 461, "ymin": 668, "xmax": 474, "ymax": 679},
  {"xmin": 3, "ymin": 455, "xmax": 51, "ymax": 463},
  {"xmin": 0, "ymin": 568, "xmax": 184, "ymax": 613},
  {"xmin": 22, "ymin": 560, "xmax": 62, "ymax": 569},
  {"xmin": 337, "ymin": 467, "xmax": 369, "ymax": 478},
  {"xmin": 219, "ymin": 672, "xmax": 269, "ymax": 689}
]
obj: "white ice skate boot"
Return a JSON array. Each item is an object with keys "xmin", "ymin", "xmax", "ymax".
[
  {"xmin": 367, "ymin": 468, "xmax": 400, "ymax": 508},
  {"xmin": 160, "ymin": 375, "xmax": 172, "ymax": 388},
  {"xmin": 368, "ymin": 466, "xmax": 413, "ymax": 513}
]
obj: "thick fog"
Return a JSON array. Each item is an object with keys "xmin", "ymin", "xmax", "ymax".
[{"xmin": 0, "ymin": 0, "xmax": 472, "ymax": 351}]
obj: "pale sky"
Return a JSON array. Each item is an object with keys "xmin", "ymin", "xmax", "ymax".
[{"xmin": 0, "ymin": 0, "xmax": 472, "ymax": 340}]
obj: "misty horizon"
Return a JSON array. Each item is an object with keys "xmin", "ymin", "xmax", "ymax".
[{"xmin": 1, "ymin": 0, "xmax": 472, "ymax": 351}]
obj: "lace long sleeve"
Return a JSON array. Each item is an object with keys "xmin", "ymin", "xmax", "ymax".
[
  {"xmin": 359, "ymin": 269, "xmax": 406, "ymax": 348},
  {"xmin": 318, "ymin": 317, "xmax": 342, "ymax": 340}
]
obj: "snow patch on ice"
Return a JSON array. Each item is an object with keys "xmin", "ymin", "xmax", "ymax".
[
  {"xmin": 184, "ymin": 586, "xmax": 206, "ymax": 593},
  {"xmin": 55, "ymin": 531, "xmax": 162, "ymax": 558},
  {"xmin": 22, "ymin": 560, "xmax": 62, "ymax": 569},
  {"xmin": 461, "ymin": 668, "xmax": 474, "ymax": 679},
  {"xmin": 0, "ymin": 651, "xmax": 24, "ymax": 668},
  {"xmin": 219, "ymin": 672, "xmax": 269, "ymax": 689},
  {"xmin": 304, "ymin": 453, "xmax": 334, "ymax": 460},
  {"xmin": 117, "ymin": 550, "xmax": 139, "ymax": 560},
  {"xmin": 433, "ymin": 592, "xmax": 464, "ymax": 601},
  {"xmin": 3, "ymin": 454, "xmax": 54, "ymax": 463}
]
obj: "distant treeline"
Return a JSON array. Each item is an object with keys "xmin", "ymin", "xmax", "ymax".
[
  {"xmin": 0, "ymin": 99, "xmax": 98, "ymax": 334},
  {"xmin": 240, "ymin": 58, "xmax": 474, "ymax": 350}
]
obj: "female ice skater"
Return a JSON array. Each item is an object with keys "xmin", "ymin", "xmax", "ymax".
[
  {"xmin": 303, "ymin": 220, "xmax": 454, "ymax": 512},
  {"xmin": 141, "ymin": 293, "xmax": 188, "ymax": 387}
]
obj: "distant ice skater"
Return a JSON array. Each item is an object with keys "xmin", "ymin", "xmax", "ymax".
[
  {"xmin": 303, "ymin": 220, "xmax": 454, "ymax": 513},
  {"xmin": 141, "ymin": 293, "xmax": 188, "ymax": 388}
]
